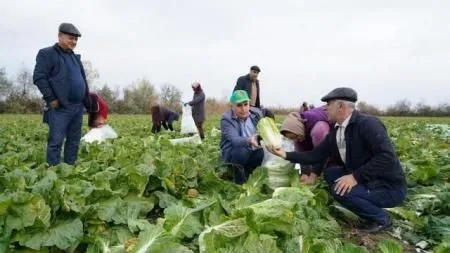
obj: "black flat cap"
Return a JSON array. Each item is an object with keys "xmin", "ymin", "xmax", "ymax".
[
  {"xmin": 250, "ymin": 65, "xmax": 261, "ymax": 73},
  {"xmin": 321, "ymin": 87, "xmax": 358, "ymax": 102},
  {"xmin": 58, "ymin": 23, "xmax": 81, "ymax": 37}
]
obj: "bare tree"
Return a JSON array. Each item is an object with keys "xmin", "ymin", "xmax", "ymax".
[
  {"xmin": 357, "ymin": 101, "xmax": 382, "ymax": 115},
  {"xmin": 81, "ymin": 60, "xmax": 100, "ymax": 86},
  {"xmin": 96, "ymin": 83, "xmax": 119, "ymax": 103},
  {"xmin": 16, "ymin": 64, "xmax": 34, "ymax": 99},
  {"xmin": 0, "ymin": 67, "xmax": 13, "ymax": 100},
  {"xmin": 386, "ymin": 99, "xmax": 412, "ymax": 116},
  {"xmin": 415, "ymin": 101, "xmax": 433, "ymax": 116},
  {"xmin": 159, "ymin": 83, "xmax": 182, "ymax": 111},
  {"xmin": 123, "ymin": 78, "xmax": 158, "ymax": 114}
]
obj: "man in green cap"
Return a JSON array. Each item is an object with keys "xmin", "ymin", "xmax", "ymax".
[{"xmin": 219, "ymin": 90, "xmax": 269, "ymax": 184}]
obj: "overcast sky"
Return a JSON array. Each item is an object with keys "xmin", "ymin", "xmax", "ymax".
[{"xmin": 1, "ymin": 0, "xmax": 449, "ymax": 108}]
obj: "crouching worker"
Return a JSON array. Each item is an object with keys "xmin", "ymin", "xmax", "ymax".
[
  {"xmin": 81, "ymin": 93, "xmax": 118, "ymax": 143},
  {"xmin": 267, "ymin": 87, "xmax": 407, "ymax": 233},
  {"xmin": 151, "ymin": 105, "xmax": 179, "ymax": 133},
  {"xmin": 87, "ymin": 93, "xmax": 108, "ymax": 128},
  {"xmin": 280, "ymin": 106, "xmax": 333, "ymax": 184},
  {"xmin": 220, "ymin": 90, "xmax": 267, "ymax": 184}
]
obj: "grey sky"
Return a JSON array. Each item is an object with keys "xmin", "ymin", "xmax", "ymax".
[{"xmin": 1, "ymin": 0, "xmax": 449, "ymax": 108}]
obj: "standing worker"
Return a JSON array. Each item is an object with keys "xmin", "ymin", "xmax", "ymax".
[
  {"xmin": 234, "ymin": 65, "xmax": 261, "ymax": 108},
  {"xmin": 185, "ymin": 82, "xmax": 205, "ymax": 139},
  {"xmin": 33, "ymin": 23, "xmax": 91, "ymax": 166}
]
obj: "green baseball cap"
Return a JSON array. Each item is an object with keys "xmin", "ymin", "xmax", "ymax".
[{"xmin": 230, "ymin": 90, "xmax": 250, "ymax": 104}]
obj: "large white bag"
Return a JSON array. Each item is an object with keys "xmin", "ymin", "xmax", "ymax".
[
  {"xmin": 81, "ymin": 125, "xmax": 118, "ymax": 143},
  {"xmin": 261, "ymin": 138, "xmax": 297, "ymax": 189},
  {"xmin": 169, "ymin": 134, "xmax": 202, "ymax": 145},
  {"xmin": 180, "ymin": 105, "xmax": 198, "ymax": 134}
]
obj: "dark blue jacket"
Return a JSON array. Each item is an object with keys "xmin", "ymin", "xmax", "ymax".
[
  {"xmin": 220, "ymin": 107, "xmax": 264, "ymax": 162},
  {"xmin": 285, "ymin": 111, "xmax": 407, "ymax": 190},
  {"xmin": 33, "ymin": 43, "xmax": 90, "ymax": 108},
  {"xmin": 234, "ymin": 74, "xmax": 260, "ymax": 108}
]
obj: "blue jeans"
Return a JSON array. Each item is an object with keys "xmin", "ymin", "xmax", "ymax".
[
  {"xmin": 47, "ymin": 104, "xmax": 84, "ymax": 166},
  {"xmin": 229, "ymin": 147, "xmax": 264, "ymax": 184},
  {"xmin": 324, "ymin": 166, "xmax": 407, "ymax": 225}
]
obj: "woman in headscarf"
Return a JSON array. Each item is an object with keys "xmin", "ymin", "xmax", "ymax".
[
  {"xmin": 280, "ymin": 106, "xmax": 334, "ymax": 184},
  {"xmin": 87, "ymin": 93, "xmax": 109, "ymax": 129},
  {"xmin": 185, "ymin": 82, "xmax": 206, "ymax": 139}
]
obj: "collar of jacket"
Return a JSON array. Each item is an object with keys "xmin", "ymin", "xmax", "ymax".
[
  {"xmin": 53, "ymin": 43, "xmax": 75, "ymax": 54},
  {"xmin": 347, "ymin": 110, "xmax": 360, "ymax": 126},
  {"xmin": 245, "ymin": 74, "xmax": 258, "ymax": 82},
  {"xmin": 333, "ymin": 110, "xmax": 360, "ymax": 130}
]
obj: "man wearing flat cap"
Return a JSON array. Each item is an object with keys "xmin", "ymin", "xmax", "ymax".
[
  {"xmin": 33, "ymin": 23, "xmax": 92, "ymax": 166},
  {"xmin": 268, "ymin": 87, "xmax": 407, "ymax": 233},
  {"xmin": 234, "ymin": 65, "xmax": 262, "ymax": 108}
]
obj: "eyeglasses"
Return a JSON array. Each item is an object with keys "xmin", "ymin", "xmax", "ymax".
[{"xmin": 236, "ymin": 102, "xmax": 249, "ymax": 107}]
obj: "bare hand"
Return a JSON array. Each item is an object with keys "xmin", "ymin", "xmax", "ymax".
[
  {"xmin": 299, "ymin": 174, "xmax": 309, "ymax": 184},
  {"xmin": 248, "ymin": 135, "xmax": 260, "ymax": 148},
  {"xmin": 299, "ymin": 173, "xmax": 318, "ymax": 185},
  {"xmin": 334, "ymin": 174, "xmax": 358, "ymax": 196},
  {"xmin": 49, "ymin": 100, "xmax": 60, "ymax": 109},
  {"xmin": 266, "ymin": 145, "xmax": 286, "ymax": 159}
]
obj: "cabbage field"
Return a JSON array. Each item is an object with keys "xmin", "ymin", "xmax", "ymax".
[{"xmin": 0, "ymin": 115, "xmax": 449, "ymax": 253}]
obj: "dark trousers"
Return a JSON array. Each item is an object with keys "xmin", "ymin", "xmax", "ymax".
[
  {"xmin": 162, "ymin": 122, "xmax": 174, "ymax": 131},
  {"xmin": 47, "ymin": 104, "xmax": 84, "ymax": 166},
  {"xmin": 151, "ymin": 123, "xmax": 162, "ymax": 133},
  {"xmin": 195, "ymin": 121, "xmax": 205, "ymax": 140},
  {"xmin": 324, "ymin": 166, "xmax": 407, "ymax": 225},
  {"xmin": 228, "ymin": 147, "xmax": 264, "ymax": 184},
  {"xmin": 152, "ymin": 121, "xmax": 174, "ymax": 133}
]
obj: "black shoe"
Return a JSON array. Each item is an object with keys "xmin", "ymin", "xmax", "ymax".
[
  {"xmin": 358, "ymin": 220, "xmax": 392, "ymax": 233},
  {"xmin": 356, "ymin": 219, "xmax": 374, "ymax": 229}
]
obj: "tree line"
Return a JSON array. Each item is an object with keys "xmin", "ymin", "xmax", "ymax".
[
  {"xmin": 1, "ymin": 63, "xmax": 449, "ymax": 116},
  {"xmin": 0, "ymin": 62, "xmax": 182, "ymax": 114}
]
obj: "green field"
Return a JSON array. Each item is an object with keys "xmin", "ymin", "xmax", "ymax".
[{"xmin": 0, "ymin": 114, "xmax": 449, "ymax": 253}]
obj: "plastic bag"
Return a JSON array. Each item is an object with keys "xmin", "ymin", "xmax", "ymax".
[
  {"xmin": 81, "ymin": 125, "xmax": 118, "ymax": 143},
  {"xmin": 169, "ymin": 134, "xmax": 202, "ymax": 145},
  {"xmin": 180, "ymin": 105, "xmax": 198, "ymax": 134},
  {"xmin": 261, "ymin": 138, "xmax": 297, "ymax": 189}
]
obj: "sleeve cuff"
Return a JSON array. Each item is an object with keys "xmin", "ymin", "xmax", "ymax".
[
  {"xmin": 285, "ymin": 152, "xmax": 295, "ymax": 162},
  {"xmin": 352, "ymin": 170, "xmax": 363, "ymax": 183}
]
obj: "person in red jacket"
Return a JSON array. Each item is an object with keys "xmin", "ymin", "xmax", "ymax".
[{"xmin": 87, "ymin": 93, "xmax": 109, "ymax": 128}]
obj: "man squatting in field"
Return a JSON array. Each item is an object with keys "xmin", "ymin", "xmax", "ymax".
[
  {"xmin": 268, "ymin": 87, "xmax": 407, "ymax": 233},
  {"xmin": 220, "ymin": 90, "xmax": 276, "ymax": 184},
  {"xmin": 33, "ymin": 23, "xmax": 94, "ymax": 166}
]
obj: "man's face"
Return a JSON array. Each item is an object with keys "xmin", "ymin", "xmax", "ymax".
[
  {"xmin": 232, "ymin": 101, "xmax": 250, "ymax": 119},
  {"xmin": 249, "ymin": 70, "xmax": 259, "ymax": 81},
  {"xmin": 58, "ymin": 33, "xmax": 78, "ymax": 50},
  {"xmin": 326, "ymin": 100, "xmax": 341, "ymax": 121}
]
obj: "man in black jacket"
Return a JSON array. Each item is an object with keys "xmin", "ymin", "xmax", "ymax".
[
  {"xmin": 234, "ymin": 66, "xmax": 261, "ymax": 108},
  {"xmin": 268, "ymin": 87, "xmax": 407, "ymax": 233},
  {"xmin": 33, "ymin": 23, "xmax": 91, "ymax": 166}
]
